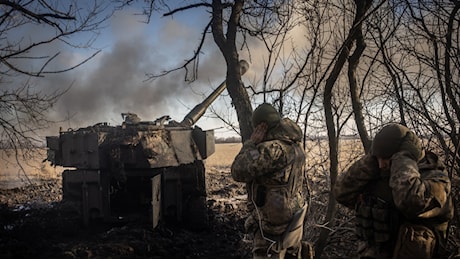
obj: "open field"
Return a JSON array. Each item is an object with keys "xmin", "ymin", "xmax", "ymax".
[
  {"xmin": 0, "ymin": 149, "xmax": 62, "ymax": 189},
  {"xmin": 205, "ymin": 143, "xmax": 242, "ymax": 169}
]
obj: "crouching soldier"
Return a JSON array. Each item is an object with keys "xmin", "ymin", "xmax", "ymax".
[
  {"xmin": 334, "ymin": 123, "xmax": 454, "ymax": 258},
  {"xmin": 231, "ymin": 103, "xmax": 313, "ymax": 259}
]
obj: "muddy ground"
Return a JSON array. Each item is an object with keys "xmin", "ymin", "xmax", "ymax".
[
  {"xmin": 0, "ymin": 166, "xmax": 252, "ymax": 258},
  {"xmin": 1, "ymin": 165, "xmax": 459, "ymax": 258}
]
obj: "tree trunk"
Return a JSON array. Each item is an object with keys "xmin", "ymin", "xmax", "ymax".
[
  {"xmin": 211, "ymin": 0, "xmax": 253, "ymax": 142},
  {"xmin": 315, "ymin": 0, "xmax": 373, "ymax": 257},
  {"xmin": 348, "ymin": 2, "xmax": 372, "ymax": 153}
]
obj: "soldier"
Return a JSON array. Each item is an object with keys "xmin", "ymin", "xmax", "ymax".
[
  {"xmin": 231, "ymin": 103, "xmax": 311, "ymax": 259},
  {"xmin": 334, "ymin": 123, "xmax": 454, "ymax": 258}
]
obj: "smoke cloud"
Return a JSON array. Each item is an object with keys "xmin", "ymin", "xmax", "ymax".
[{"xmin": 30, "ymin": 10, "xmax": 229, "ymax": 136}]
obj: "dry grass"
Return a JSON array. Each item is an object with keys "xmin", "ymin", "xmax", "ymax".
[
  {"xmin": 207, "ymin": 139, "xmax": 364, "ymax": 168},
  {"xmin": 0, "ymin": 149, "xmax": 62, "ymax": 189},
  {"xmin": 205, "ymin": 143, "xmax": 242, "ymax": 169}
]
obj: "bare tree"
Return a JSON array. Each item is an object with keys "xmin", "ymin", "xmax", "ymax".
[
  {"xmin": 0, "ymin": 0, "xmax": 109, "ymax": 182},
  {"xmin": 316, "ymin": 0, "xmax": 374, "ymax": 255},
  {"xmin": 211, "ymin": 0, "xmax": 253, "ymax": 142},
  {"xmin": 365, "ymin": 0, "xmax": 460, "ymax": 176},
  {"xmin": 139, "ymin": 1, "xmax": 304, "ymax": 141},
  {"xmin": 400, "ymin": 0, "xmax": 460, "ymax": 176},
  {"xmin": 0, "ymin": 1, "xmax": 108, "ymax": 77}
]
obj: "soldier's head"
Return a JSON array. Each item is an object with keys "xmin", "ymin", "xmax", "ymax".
[
  {"xmin": 371, "ymin": 123, "xmax": 422, "ymax": 170},
  {"xmin": 372, "ymin": 123, "xmax": 410, "ymax": 159},
  {"xmin": 252, "ymin": 103, "xmax": 302, "ymax": 143},
  {"xmin": 252, "ymin": 103, "xmax": 281, "ymax": 129}
]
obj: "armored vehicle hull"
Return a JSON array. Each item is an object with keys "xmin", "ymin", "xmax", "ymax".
[{"xmin": 47, "ymin": 121, "xmax": 213, "ymax": 228}]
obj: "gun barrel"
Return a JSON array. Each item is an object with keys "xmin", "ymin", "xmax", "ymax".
[{"xmin": 180, "ymin": 60, "xmax": 249, "ymax": 126}]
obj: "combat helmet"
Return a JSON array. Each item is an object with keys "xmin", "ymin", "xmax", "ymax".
[
  {"xmin": 371, "ymin": 123, "xmax": 410, "ymax": 158},
  {"xmin": 252, "ymin": 103, "xmax": 281, "ymax": 128}
]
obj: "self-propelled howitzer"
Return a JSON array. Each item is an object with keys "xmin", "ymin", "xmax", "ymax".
[{"xmin": 45, "ymin": 60, "xmax": 249, "ymax": 228}]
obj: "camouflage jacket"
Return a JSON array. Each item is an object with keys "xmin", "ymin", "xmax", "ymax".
[
  {"xmin": 390, "ymin": 151, "xmax": 453, "ymax": 221},
  {"xmin": 334, "ymin": 150, "xmax": 453, "ymax": 222},
  {"xmin": 231, "ymin": 118, "xmax": 306, "ymax": 235},
  {"xmin": 334, "ymin": 150, "xmax": 453, "ymax": 257}
]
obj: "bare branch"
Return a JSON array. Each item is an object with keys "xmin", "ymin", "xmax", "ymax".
[{"xmin": 145, "ymin": 20, "xmax": 212, "ymax": 82}]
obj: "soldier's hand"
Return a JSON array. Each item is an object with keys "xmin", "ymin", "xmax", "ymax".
[
  {"xmin": 251, "ymin": 122, "xmax": 268, "ymax": 144},
  {"xmin": 399, "ymin": 131, "xmax": 423, "ymax": 161}
]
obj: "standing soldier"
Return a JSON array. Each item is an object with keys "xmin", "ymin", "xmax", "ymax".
[
  {"xmin": 334, "ymin": 123, "xmax": 454, "ymax": 258},
  {"xmin": 231, "ymin": 103, "xmax": 311, "ymax": 259}
]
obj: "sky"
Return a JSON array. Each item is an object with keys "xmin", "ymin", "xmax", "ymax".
[
  {"xmin": 8, "ymin": 1, "xmax": 316, "ymax": 140},
  {"xmin": 9, "ymin": 1, "xmax": 452, "ymax": 143},
  {"xmin": 22, "ymin": 2, "xmax": 256, "ymax": 139}
]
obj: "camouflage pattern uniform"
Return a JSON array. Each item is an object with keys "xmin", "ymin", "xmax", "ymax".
[
  {"xmin": 334, "ymin": 123, "xmax": 454, "ymax": 258},
  {"xmin": 231, "ymin": 104, "xmax": 308, "ymax": 259}
]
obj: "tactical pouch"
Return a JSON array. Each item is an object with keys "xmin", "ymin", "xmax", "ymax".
[
  {"xmin": 263, "ymin": 185, "xmax": 292, "ymax": 225},
  {"xmin": 372, "ymin": 206, "xmax": 391, "ymax": 243},
  {"xmin": 356, "ymin": 204, "xmax": 373, "ymax": 239},
  {"xmin": 355, "ymin": 195, "xmax": 393, "ymax": 243},
  {"xmin": 393, "ymin": 222, "xmax": 436, "ymax": 258}
]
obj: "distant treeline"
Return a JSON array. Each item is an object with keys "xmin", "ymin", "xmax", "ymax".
[
  {"xmin": 214, "ymin": 135, "xmax": 359, "ymax": 144},
  {"xmin": 215, "ymin": 136, "xmax": 241, "ymax": 144}
]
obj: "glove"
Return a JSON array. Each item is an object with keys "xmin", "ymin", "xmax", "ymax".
[{"xmin": 399, "ymin": 131, "xmax": 423, "ymax": 161}]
